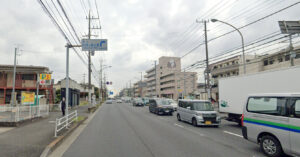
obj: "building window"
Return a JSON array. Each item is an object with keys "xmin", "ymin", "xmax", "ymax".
[
  {"xmin": 22, "ymin": 74, "xmax": 35, "ymax": 80},
  {"xmin": 269, "ymin": 60, "xmax": 274, "ymax": 65},
  {"xmin": 278, "ymin": 58, "xmax": 283, "ymax": 62},
  {"xmin": 285, "ymin": 55, "xmax": 290, "ymax": 61},
  {"xmin": 295, "ymin": 53, "xmax": 300, "ymax": 59},
  {"xmin": 226, "ymin": 63, "xmax": 229, "ymax": 66},
  {"xmin": 232, "ymin": 61, "xmax": 235, "ymax": 65},
  {"xmin": 227, "ymin": 73, "xmax": 230, "ymax": 76},
  {"xmin": 246, "ymin": 59, "xmax": 250, "ymax": 62},
  {"xmin": 263, "ymin": 60, "xmax": 268, "ymax": 66},
  {"xmin": 220, "ymin": 74, "xmax": 223, "ymax": 77},
  {"xmin": 213, "ymin": 66, "xmax": 217, "ymax": 69},
  {"xmin": 219, "ymin": 64, "xmax": 222, "ymax": 68},
  {"xmin": 232, "ymin": 71, "xmax": 236, "ymax": 75}
]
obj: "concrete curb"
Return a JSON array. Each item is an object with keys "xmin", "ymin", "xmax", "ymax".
[{"xmin": 39, "ymin": 116, "xmax": 88, "ymax": 157}]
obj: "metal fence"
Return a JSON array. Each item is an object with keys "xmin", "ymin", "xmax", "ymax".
[
  {"xmin": 54, "ymin": 110, "xmax": 77, "ymax": 137},
  {"xmin": 0, "ymin": 105, "xmax": 49, "ymax": 122}
]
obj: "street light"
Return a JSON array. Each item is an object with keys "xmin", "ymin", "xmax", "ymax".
[
  {"xmin": 211, "ymin": 19, "xmax": 246, "ymax": 74},
  {"xmin": 100, "ymin": 65, "xmax": 112, "ymax": 101}
]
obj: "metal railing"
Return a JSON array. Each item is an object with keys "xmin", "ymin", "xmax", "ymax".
[
  {"xmin": 0, "ymin": 105, "xmax": 49, "ymax": 122},
  {"xmin": 54, "ymin": 110, "xmax": 78, "ymax": 137}
]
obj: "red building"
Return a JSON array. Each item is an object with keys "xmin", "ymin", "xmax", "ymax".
[{"xmin": 0, "ymin": 65, "xmax": 54, "ymax": 105}]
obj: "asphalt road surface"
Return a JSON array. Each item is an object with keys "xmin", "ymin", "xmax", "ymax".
[{"xmin": 63, "ymin": 102, "xmax": 266, "ymax": 157}]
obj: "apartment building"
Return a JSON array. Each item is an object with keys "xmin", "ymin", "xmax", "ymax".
[
  {"xmin": 145, "ymin": 56, "xmax": 197, "ymax": 99},
  {"xmin": 133, "ymin": 81, "xmax": 147, "ymax": 97},
  {"xmin": 209, "ymin": 46, "xmax": 300, "ymax": 102},
  {"xmin": 209, "ymin": 55, "xmax": 255, "ymax": 101},
  {"xmin": 242, "ymin": 46, "xmax": 300, "ymax": 74},
  {"xmin": 0, "ymin": 65, "xmax": 53, "ymax": 105}
]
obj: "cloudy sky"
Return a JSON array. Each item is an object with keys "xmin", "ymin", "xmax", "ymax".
[{"xmin": 0, "ymin": 0, "xmax": 299, "ymax": 94}]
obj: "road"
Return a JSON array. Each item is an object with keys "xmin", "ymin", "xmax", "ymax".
[{"xmin": 62, "ymin": 102, "xmax": 265, "ymax": 157}]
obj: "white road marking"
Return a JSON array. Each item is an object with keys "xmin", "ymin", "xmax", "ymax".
[
  {"xmin": 223, "ymin": 131, "xmax": 243, "ymax": 138},
  {"xmin": 48, "ymin": 121, "xmax": 56, "ymax": 123},
  {"xmin": 174, "ymin": 123, "xmax": 184, "ymax": 128}
]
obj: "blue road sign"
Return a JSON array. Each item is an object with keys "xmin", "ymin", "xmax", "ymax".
[{"xmin": 81, "ymin": 39, "xmax": 108, "ymax": 51}]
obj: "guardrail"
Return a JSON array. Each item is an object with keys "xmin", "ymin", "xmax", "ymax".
[
  {"xmin": 54, "ymin": 110, "xmax": 78, "ymax": 137},
  {"xmin": 0, "ymin": 105, "xmax": 49, "ymax": 122}
]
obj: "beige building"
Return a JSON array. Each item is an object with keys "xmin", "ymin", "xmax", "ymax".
[
  {"xmin": 209, "ymin": 46, "xmax": 300, "ymax": 102},
  {"xmin": 241, "ymin": 46, "xmax": 300, "ymax": 74},
  {"xmin": 133, "ymin": 81, "xmax": 147, "ymax": 97},
  {"xmin": 145, "ymin": 56, "xmax": 197, "ymax": 99}
]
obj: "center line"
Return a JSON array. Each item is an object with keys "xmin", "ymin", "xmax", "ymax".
[{"xmin": 223, "ymin": 131, "xmax": 243, "ymax": 138}]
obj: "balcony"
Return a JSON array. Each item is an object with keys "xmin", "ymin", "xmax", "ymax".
[{"xmin": 210, "ymin": 64, "xmax": 239, "ymax": 75}]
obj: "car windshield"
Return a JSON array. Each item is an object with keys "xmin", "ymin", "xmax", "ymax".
[
  {"xmin": 157, "ymin": 99, "xmax": 171, "ymax": 105},
  {"xmin": 192, "ymin": 102, "xmax": 214, "ymax": 111}
]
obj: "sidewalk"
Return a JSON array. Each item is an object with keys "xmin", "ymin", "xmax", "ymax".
[{"xmin": 0, "ymin": 105, "xmax": 90, "ymax": 157}]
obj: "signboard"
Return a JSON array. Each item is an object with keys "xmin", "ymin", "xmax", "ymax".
[
  {"xmin": 39, "ymin": 74, "xmax": 51, "ymax": 85},
  {"xmin": 109, "ymin": 91, "xmax": 114, "ymax": 95},
  {"xmin": 21, "ymin": 92, "xmax": 35, "ymax": 105},
  {"xmin": 278, "ymin": 21, "xmax": 300, "ymax": 34},
  {"xmin": 81, "ymin": 39, "xmax": 108, "ymax": 51}
]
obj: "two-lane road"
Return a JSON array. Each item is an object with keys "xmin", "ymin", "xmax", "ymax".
[{"xmin": 62, "ymin": 102, "xmax": 265, "ymax": 157}]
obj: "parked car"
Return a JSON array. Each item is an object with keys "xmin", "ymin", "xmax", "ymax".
[
  {"xmin": 177, "ymin": 99, "xmax": 220, "ymax": 127},
  {"xmin": 116, "ymin": 99, "xmax": 122, "ymax": 103},
  {"xmin": 166, "ymin": 99, "xmax": 178, "ymax": 111},
  {"xmin": 242, "ymin": 93, "xmax": 300, "ymax": 157},
  {"xmin": 133, "ymin": 98, "xmax": 144, "ymax": 107},
  {"xmin": 106, "ymin": 99, "xmax": 113, "ymax": 104},
  {"xmin": 142, "ymin": 97, "xmax": 150, "ymax": 106},
  {"xmin": 149, "ymin": 98, "xmax": 174, "ymax": 115}
]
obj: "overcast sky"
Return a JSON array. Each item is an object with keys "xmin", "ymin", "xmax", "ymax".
[{"xmin": 0, "ymin": 0, "xmax": 299, "ymax": 94}]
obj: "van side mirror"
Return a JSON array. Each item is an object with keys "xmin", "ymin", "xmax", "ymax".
[{"xmin": 187, "ymin": 106, "xmax": 191, "ymax": 110}]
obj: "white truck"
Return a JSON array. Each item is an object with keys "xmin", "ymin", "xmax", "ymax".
[{"xmin": 218, "ymin": 66, "xmax": 300, "ymax": 125}]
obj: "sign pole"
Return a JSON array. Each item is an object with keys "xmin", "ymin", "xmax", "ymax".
[{"xmin": 36, "ymin": 73, "xmax": 40, "ymax": 117}]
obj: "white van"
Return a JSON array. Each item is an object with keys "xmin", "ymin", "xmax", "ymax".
[
  {"xmin": 242, "ymin": 93, "xmax": 300, "ymax": 157},
  {"xmin": 177, "ymin": 99, "xmax": 220, "ymax": 127}
]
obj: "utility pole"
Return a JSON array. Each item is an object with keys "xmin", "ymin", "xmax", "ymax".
[
  {"xmin": 82, "ymin": 73, "xmax": 86, "ymax": 84},
  {"xmin": 289, "ymin": 34, "xmax": 294, "ymax": 66},
  {"xmin": 197, "ymin": 19, "xmax": 211, "ymax": 100},
  {"xmin": 99, "ymin": 59, "xmax": 103, "ymax": 101},
  {"xmin": 86, "ymin": 10, "xmax": 101, "ymax": 106},
  {"xmin": 154, "ymin": 61, "xmax": 157, "ymax": 98},
  {"xmin": 11, "ymin": 47, "xmax": 17, "ymax": 106},
  {"xmin": 184, "ymin": 69, "xmax": 186, "ymax": 99}
]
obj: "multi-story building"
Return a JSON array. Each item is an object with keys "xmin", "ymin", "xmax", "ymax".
[
  {"xmin": 209, "ymin": 46, "xmax": 300, "ymax": 102},
  {"xmin": 133, "ymin": 81, "xmax": 147, "ymax": 97},
  {"xmin": 145, "ymin": 56, "xmax": 197, "ymax": 99},
  {"xmin": 242, "ymin": 46, "xmax": 300, "ymax": 74},
  {"xmin": 0, "ymin": 65, "xmax": 53, "ymax": 105},
  {"xmin": 209, "ymin": 55, "xmax": 255, "ymax": 101}
]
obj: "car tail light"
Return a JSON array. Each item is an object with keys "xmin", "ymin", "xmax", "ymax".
[{"xmin": 241, "ymin": 114, "xmax": 244, "ymax": 126}]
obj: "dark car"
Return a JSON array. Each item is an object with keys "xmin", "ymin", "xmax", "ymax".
[
  {"xmin": 133, "ymin": 98, "xmax": 144, "ymax": 107},
  {"xmin": 149, "ymin": 98, "xmax": 174, "ymax": 115}
]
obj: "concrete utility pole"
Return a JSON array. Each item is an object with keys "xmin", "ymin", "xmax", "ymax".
[
  {"xmin": 196, "ymin": 19, "xmax": 211, "ymax": 100},
  {"xmin": 99, "ymin": 59, "xmax": 103, "ymax": 101},
  {"xmin": 11, "ymin": 47, "xmax": 17, "ymax": 106},
  {"xmin": 289, "ymin": 34, "xmax": 294, "ymax": 66},
  {"xmin": 65, "ymin": 44, "xmax": 70, "ymax": 125},
  {"xmin": 183, "ymin": 69, "xmax": 186, "ymax": 99},
  {"xmin": 154, "ymin": 61, "xmax": 157, "ymax": 98},
  {"xmin": 86, "ymin": 10, "xmax": 101, "ymax": 105}
]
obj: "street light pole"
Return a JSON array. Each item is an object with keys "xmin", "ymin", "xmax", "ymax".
[{"xmin": 211, "ymin": 19, "xmax": 246, "ymax": 74}]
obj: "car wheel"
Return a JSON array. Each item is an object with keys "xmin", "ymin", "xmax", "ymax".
[
  {"xmin": 177, "ymin": 114, "xmax": 181, "ymax": 121},
  {"xmin": 192, "ymin": 118, "xmax": 197, "ymax": 127},
  {"xmin": 260, "ymin": 135, "xmax": 283, "ymax": 157}
]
